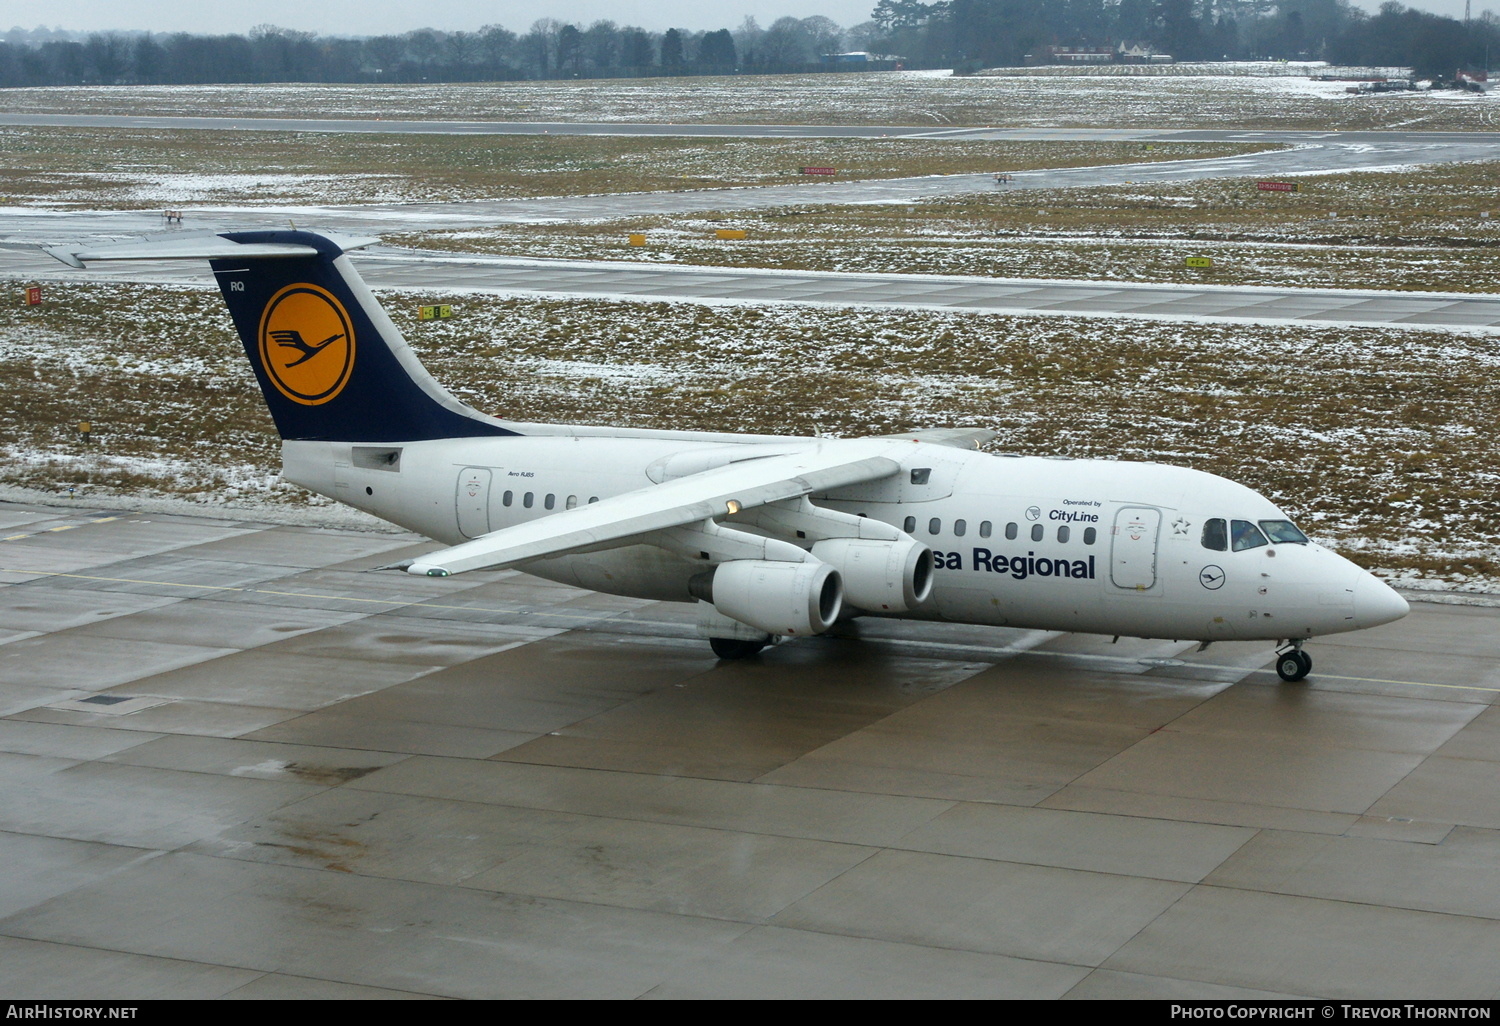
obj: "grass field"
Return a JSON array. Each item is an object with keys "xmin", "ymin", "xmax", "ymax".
[
  {"xmin": 0, "ymin": 126, "xmax": 1267, "ymax": 209},
  {"xmin": 2, "ymin": 74, "xmax": 1496, "ymax": 588},
  {"xmin": 394, "ymin": 159, "xmax": 1500, "ymax": 293},
  {"xmin": 2, "ymin": 68, "xmax": 1498, "ymax": 131},
  {"xmin": 3, "ymin": 280, "xmax": 1495, "ymax": 586}
]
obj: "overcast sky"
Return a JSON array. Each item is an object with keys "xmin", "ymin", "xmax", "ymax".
[{"xmin": 9, "ymin": 0, "xmax": 1480, "ymax": 38}]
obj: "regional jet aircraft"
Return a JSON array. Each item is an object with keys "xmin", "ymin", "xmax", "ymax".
[{"xmin": 48, "ymin": 230, "xmax": 1409, "ymax": 680}]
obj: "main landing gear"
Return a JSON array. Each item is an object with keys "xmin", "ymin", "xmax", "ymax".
[
  {"xmin": 1275, "ymin": 640, "xmax": 1312, "ymax": 682},
  {"xmin": 709, "ymin": 636, "xmax": 769, "ymax": 660}
]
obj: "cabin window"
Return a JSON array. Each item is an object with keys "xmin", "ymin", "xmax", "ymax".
[
  {"xmin": 523, "ymin": 492, "xmax": 534, "ymax": 509},
  {"xmin": 1005, "ymin": 522, "xmax": 1018, "ymax": 540},
  {"xmin": 1231, "ymin": 519, "xmax": 1269, "ymax": 551},
  {"xmin": 979, "ymin": 521, "xmax": 992, "ymax": 538},
  {"xmin": 589, "ymin": 496, "xmax": 599, "ymax": 504},
  {"xmin": 910, "ymin": 468, "xmax": 931, "ymax": 485},
  {"xmin": 544, "ymin": 493, "xmax": 556, "ymax": 510},
  {"xmin": 928, "ymin": 518, "xmax": 942, "ymax": 535},
  {"xmin": 1030, "ymin": 524, "xmax": 1044, "ymax": 542},
  {"xmin": 1260, "ymin": 520, "xmax": 1308, "ymax": 545},
  {"xmin": 566, "ymin": 495, "xmax": 578, "ymax": 510},
  {"xmin": 1083, "ymin": 527, "xmax": 1097, "ymax": 545},
  {"xmin": 1057, "ymin": 525, "xmax": 1070, "ymax": 543},
  {"xmin": 502, "ymin": 490, "xmax": 513, "ymax": 507},
  {"xmin": 904, "ymin": 516, "xmax": 916, "ymax": 533},
  {"xmin": 954, "ymin": 519, "xmax": 967, "ymax": 537},
  {"xmin": 1202, "ymin": 518, "xmax": 1228, "ymax": 551}
]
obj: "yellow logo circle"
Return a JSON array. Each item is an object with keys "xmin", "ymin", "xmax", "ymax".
[{"xmin": 258, "ymin": 284, "xmax": 355, "ymax": 405}]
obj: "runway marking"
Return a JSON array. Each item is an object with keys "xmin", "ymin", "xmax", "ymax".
[
  {"xmin": 1, "ymin": 567, "xmax": 622, "ymax": 618},
  {"xmin": 1281, "ymin": 671, "xmax": 1500, "ymax": 693},
  {"xmin": 6, "ymin": 566, "xmax": 1496, "ymax": 693},
  {"xmin": 875, "ymin": 638, "xmax": 1500, "ymax": 691},
  {"xmin": 1, "ymin": 516, "xmax": 127, "ymax": 543}
]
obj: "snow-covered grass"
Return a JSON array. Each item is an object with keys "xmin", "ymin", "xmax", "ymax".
[
  {"xmin": 394, "ymin": 159, "xmax": 1500, "ymax": 293},
  {"xmin": 3, "ymin": 69, "xmax": 1498, "ymax": 131},
  {"xmin": 0, "ymin": 126, "xmax": 1266, "ymax": 210},
  {"xmin": 3, "ymin": 280, "xmax": 1495, "ymax": 587}
]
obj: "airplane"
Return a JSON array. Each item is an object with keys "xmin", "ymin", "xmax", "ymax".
[{"xmin": 46, "ymin": 229, "xmax": 1410, "ymax": 681}]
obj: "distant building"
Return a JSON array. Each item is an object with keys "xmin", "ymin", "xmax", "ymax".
[
  {"xmin": 1456, "ymin": 69, "xmax": 1489, "ymax": 91},
  {"xmin": 818, "ymin": 52, "xmax": 906, "ymax": 70},
  {"xmin": 1049, "ymin": 46, "xmax": 1114, "ymax": 64},
  {"xmin": 1118, "ymin": 42, "xmax": 1173, "ymax": 63}
]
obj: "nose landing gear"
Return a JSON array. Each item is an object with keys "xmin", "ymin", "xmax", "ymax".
[{"xmin": 1275, "ymin": 640, "xmax": 1312, "ymax": 682}]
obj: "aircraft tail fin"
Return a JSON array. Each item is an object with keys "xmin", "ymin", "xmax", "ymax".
[{"xmin": 48, "ymin": 230, "xmax": 518, "ymax": 442}]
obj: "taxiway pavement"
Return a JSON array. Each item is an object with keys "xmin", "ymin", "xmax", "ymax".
[
  {"xmin": 4, "ymin": 244, "xmax": 1498, "ymax": 331},
  {"xmin": 3, "ymin": 121, "xmax": 1500, "ymax": 245},
  {"xmin": 1, "ymin": 112, "xmax": 1497, "ymax": 148},
  {"xmin": 4, "ymin": 116, "xmax": 1500, "ymax": 331},
  {"xmin": 1, "ymin": 502, "xmax": 1497, "ymax": 998}
]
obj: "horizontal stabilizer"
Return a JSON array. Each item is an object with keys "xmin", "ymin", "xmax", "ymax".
[
  {"xmin": 48, "ymin": 228, "xmax": 513, "ymax": 443},
  {"xmin": 404, "ymin": 441, "xmax": 906, "ymax": 577},
  {"xmin": 44, "ymin": 231, "xmax": 379, "ymax": 269}
]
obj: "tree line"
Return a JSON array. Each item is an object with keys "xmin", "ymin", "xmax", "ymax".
[
  {"xmin": 0, "ymin": 3, "xmax": 1496, "ymax": 87},
  {"xmin": 0, "ymin": 17, "xmax": 872, "ymax": 86},
  {"xmin": 877, "ymin": 0, "xmax": 1500, "ymax": 80}
]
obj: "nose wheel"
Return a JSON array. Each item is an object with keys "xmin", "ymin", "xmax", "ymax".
[{"xmin": 1275, "ymin": 643, "xmax": 1312, "ymax": 682}]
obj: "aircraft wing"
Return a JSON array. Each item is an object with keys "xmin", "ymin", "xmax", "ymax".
[
  {"xmin": 404, "ymin": 440, "xmax": 905, "ymax": 577},
  {"xmin": 879, "ymin": 427, "xmax": 995, "ymax": 450}
]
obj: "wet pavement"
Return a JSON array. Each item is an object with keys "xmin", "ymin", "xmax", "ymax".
[{"xmin": 1, "ymin": 501, "xmax": 1497, "ymax": 998}]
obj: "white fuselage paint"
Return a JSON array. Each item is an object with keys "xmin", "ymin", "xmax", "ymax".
[{"xmin": 283, "ymin": 434, "xmax": 1402, "ymax": 643}]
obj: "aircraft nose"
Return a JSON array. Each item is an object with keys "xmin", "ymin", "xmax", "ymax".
[{"xmin": 1353, "ymin": 573, "xmax": 1409, "ymax": 628}]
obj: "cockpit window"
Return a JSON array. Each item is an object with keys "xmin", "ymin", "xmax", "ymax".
[
  {"xmin": 1201, "ymin": 518, "xmax": 1227, "ymax": 551},
  {"xmin": 1259, "ymin": 520, "xmax": 1309, "ymax": 545},
  {"xmin": 1231, "ymin": 519, "xmax": 1268, "ymax": 551}
]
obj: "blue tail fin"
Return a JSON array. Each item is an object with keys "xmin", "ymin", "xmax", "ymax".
[{"xmin": 204, "ymin": 230, "xmax": 516, "ymax": 442}]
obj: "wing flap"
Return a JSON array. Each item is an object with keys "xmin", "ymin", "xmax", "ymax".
[{"xmin": 406, "ymin": 442, "xmax": 904, "ymax": 577}]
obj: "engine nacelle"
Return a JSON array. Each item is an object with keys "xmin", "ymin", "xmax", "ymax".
[
  {"xmin": 810, "ymin": 537, "xmax": 934, "ymax": 613},
  {"xmin": 698, "ymin": 559, "xmax": 843, "ymax": 637}
]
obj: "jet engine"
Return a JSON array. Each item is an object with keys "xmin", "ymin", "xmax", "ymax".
[
  {"xmin": 691, "ymin": 559, "xmax": 843, "ymax": 636},
  {"xmin": 810, "ymin": 537, "xmax": 934, "ymax": 613}
]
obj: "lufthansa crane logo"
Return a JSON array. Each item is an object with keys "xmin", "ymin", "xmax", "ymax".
[{"xmin": 257, "ymin": 284, "xmax": 355, "ymax": 405}]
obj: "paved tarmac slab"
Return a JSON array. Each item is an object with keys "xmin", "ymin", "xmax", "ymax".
[
  {"xmin": 1102, "ymin": 887, "xmax": 1500, "ymax": 999},
  {"xmin": 2, "ymin": 499, "xmax": 1499, "ymax": 998}
]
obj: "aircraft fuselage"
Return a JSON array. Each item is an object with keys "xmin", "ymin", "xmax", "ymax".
[{"xmin": 283, "ymin": 434, "xmax": 1405, "ymax": 643}]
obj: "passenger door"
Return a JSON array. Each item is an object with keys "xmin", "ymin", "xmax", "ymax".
[
  {"xmin": 1110, "ymin": 506, "xmax": 1160, "ymax": 590},
  {"xmin": 456, "ymin": 467, "xmax": 492, "ymax": 539}
]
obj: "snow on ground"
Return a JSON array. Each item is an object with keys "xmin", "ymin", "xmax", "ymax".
[
  {"xmin": 62, "ymin": 171, "xmax": 401, "ymax": 205},
  {"xmin": 2, "ymin": 280, "xmax": 1494, "ymax": 588},
  {"xmin": 2, "ymin": 69, "xmax": 1496, "ymax": 131}
]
